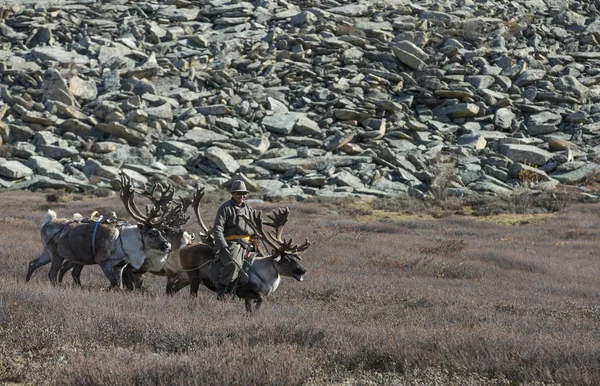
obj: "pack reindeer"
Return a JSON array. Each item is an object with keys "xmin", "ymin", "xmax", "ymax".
[
  {"xmin": 179, "ymin": 192, "xmax": 310, "ymax": 312},
  {"xmin": 32, "ymin": 202, "xmax": 171, "ymax": 288},
  {"xmin": 55, "ymin": 174, "xmax": 195, "ymax": 294}
]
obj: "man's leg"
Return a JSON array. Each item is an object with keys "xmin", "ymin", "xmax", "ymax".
[{"xmin": 217, "ymin": 244, "xmax": 242, "ymax": 300}]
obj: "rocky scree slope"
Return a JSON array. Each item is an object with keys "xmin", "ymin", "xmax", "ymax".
[{"xmin": 1, "ymin": 0, "xmax": 600, "ymax": 201}]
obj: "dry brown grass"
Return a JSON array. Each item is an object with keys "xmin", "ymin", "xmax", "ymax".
[{"xmin": 1, "ymin": 191, "xmax": 600, "ymax": 385}]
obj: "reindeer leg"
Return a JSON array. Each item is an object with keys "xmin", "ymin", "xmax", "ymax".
[
  {"xmin": 245, "ymin": 299, "xmax": 252, "ymax": 313},
  {"xmin": 26, "ymin": 250, "xmax": 52, "ymax": 281},
  {"xmin": 170, "ymin": 277, "xmax": 190, "ymax": 295},
  {"xmin": 166, "ymin": 275, "xmax": 176, "ymax": 295},
  {"xmin": 58, "ymin": 261, "xmax": 75, "ymax": 283},
  {"xmin": 47, "ymin": 253, "xmax": 63, "ymax": 285},
  {"xmin": 114, "ymin": 265, "xmax": 128, "ymax": 289},
  {"xmin": 188, "ymin": 270, "xmax": 201, "ymax": 297},
  {"xmin": 132, "ymin": 272, "xmax": 144, "ymax": 290},
  {"xmin": 254, "ymin": 297, "xmax": 263, "ymax": 312},
  {"xmin": 121, "ymin": 265, "xmax": 134, "ymax": 291},
  {"xmin": 71, "ymin": 264, "xmax": 83, "ymax": 286},
  {"xmin": 99, "ymin": 262, "xmax": 120, "ymax": 287}
]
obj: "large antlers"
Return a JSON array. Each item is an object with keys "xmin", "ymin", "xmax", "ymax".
[
  {"xmin": 240, "ymin": 207, "xmax": 310, "ymax": 254},
  {"xmin": 162, "ymin": 196, "xmax": 193, "ymax": 229},
  {"xmin": 191, "ymin": 187, "xmax": 214, "ymax": 243},
  {"xmin": 118, "ymin": 173, "xmax": 187, "ymax": 228}
]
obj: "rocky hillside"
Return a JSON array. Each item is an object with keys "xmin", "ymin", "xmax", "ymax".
[{"xmin": 1, "ymin": 0, "xmax": 600, "ymax": 200}]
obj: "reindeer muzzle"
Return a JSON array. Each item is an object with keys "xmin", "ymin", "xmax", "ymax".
[
  {"xmin": 162, "ymin": 242, "xmax": 172, "ymax": 253},
  {"xmin": 293, "ymin": 268, "xmax": 306, "ymax": 282}
]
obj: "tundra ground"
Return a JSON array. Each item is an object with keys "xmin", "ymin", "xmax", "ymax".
[{"xmin": 1, "ymin": 190, "xmax": 599, "ymax": 385}]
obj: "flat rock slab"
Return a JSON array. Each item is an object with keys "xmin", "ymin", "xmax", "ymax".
[
  {"xmin": 0, "ymin": 160, "xmax": 33, "ymax": 179},
  {"xmin": 550, "ymin": 162, "xmax": 600, "ymax": 184},
  {"xmin": 257, "ymin": 155, "xmax": 372, "ymax": 172},
  {"xmin": 501, "ymin": 144, "xmax": 553, "ymax": 166},
  {"xmin": 31, "ymin": 46, "xmax": 90, "ymax": 65}
]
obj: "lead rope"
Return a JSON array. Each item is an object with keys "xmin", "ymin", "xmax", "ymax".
[
  {"xmin": 163, "ymin": 258, "xmax": 212, "ymax": 272},
  {"xmin": 46, "ymin": 219, "xmax": 75, "ymax": 245}
]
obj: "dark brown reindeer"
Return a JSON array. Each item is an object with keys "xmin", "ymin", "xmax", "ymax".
[
  {"xmin": 26, "ymin": 212, "xmax": 88, "ymax": 284},
  {"xmin": 34, "ymin": 202, "xmax": 171, "ymax": 288},
  {"xmin": 179, "ymin": 192, "xmax": 310, "ymax": 312},
  {"xmin": 25, "ymin": 174, "xmax": 176, "ymax": 285}
]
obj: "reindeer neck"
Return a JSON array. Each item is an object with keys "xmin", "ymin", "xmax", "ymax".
[
  {"xmin": 249, "ymin": 255, "xmax": 281, "ymax": 295},
  {"xmin": 115, "ymin": 225, "xmax": 146, "ymax": 270}
]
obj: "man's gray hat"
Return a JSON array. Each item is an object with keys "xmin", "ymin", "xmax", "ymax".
[{"xmin": 230, "ymin": 180, "xmax": 249, "ymax": 194}]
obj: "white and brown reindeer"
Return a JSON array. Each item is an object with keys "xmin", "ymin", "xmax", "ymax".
[
  {"xmin": 179, "ymin": 192, "xmax": 310, "ymax": 312},
  {"xmin": 117, "ymin": 174, "xmax": 195, "ymax": 293}
]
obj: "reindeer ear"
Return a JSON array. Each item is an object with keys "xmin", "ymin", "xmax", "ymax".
[
  {"xmin": 137, "ymin": 224, "xmax": 143, "ymax": 230},
  {"xmin": 274, "ymin": 255, "xmax": 281, "ymax": 262}
]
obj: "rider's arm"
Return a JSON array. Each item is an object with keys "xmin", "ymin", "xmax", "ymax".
[{"xmin": 213, "ymin": 203, "xmax": 229, "ymax": 251}]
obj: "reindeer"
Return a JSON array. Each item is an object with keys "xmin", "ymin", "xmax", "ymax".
[
  {"xmin": 179, "ymin": 192, "xmax": 310, "ymax": 312},
  {"xmin": 37, "ymin": 205, "xmax": 171, "ymax": 288},
  {"xmin": 117, "ymin": 173, "xmax": 195, "ymax": 293},
  {"xmin": 25, "ymin": 212, "xmax": 84, "ymax": 283},
  {"xmin": 26, "ymin": 211, "xmax": 130, "ymax": 284}
]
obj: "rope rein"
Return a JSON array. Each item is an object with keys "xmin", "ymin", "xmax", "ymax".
[{"xmin": 163, "ymin": 258, "xmax": 212, "ymax": 273}]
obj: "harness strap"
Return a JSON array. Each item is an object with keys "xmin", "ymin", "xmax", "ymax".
[
  {"xmin": 91, "ymin": 216, "xmax": 104, "ymax": 259},
  {"xmin": 119, "ymin": 227, "xmax": 130, "ymax": 260}
]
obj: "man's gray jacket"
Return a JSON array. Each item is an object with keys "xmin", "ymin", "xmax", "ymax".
[{"xmin": 213, "ymin": 199, "xmax": 255, "ymax": 252}]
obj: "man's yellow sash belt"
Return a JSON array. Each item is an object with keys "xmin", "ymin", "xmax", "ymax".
[
  {"xmin": 225, "ymin": 235, "xmax": 254, "ymax": 241},
  {"xmin": 225, "ymin": 235, "xmax": 259, "ymax": 251}
]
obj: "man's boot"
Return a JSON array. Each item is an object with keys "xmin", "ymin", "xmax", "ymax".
[{"xmin": 216, "ymin": 283, "xmax": 227, "ymax": 301}]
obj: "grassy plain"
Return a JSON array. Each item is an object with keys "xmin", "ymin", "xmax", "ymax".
[{"xmin": 1, "ymin": 190, "xmax": 599, "ymax": 385}]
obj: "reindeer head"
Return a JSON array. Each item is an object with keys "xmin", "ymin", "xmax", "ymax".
[
  {"xmin": 274, "ymin": 252, "xmax": 307, "ymax": 281},
  {"xmin": 239, "ymin": 207, "xmax": 310, "ymax": 281},
  {"xmin": 138, "ymin": 225, "xmax": 172, "ymax": 254}
]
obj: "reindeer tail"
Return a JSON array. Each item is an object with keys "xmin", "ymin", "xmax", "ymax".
[{"xmin": 41, "ymin": 210, "xmax": 57, "ymax": 227}]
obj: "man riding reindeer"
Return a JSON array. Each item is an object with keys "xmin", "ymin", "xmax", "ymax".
[{"xmin": 212, "ymin": 180, "xmax": 257, "ymax": 301}]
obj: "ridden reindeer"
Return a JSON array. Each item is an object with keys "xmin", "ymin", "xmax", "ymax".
[
  {"xmin": 37, "ymin": 204, "xmax": 171, "ymax": 288},
  {"xmin": 179, "ymin": 193, "xmax": 310, "ymax": 312}
]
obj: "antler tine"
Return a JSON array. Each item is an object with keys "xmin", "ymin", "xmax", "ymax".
[
  {"xmin": 191, "ymin": 187, "xmax": 212, "ymax": 238},
  {"xmin": 264, "ymin": 207, "xmax": 290, "ymax": 243},
  {"xmin": 281, "ymin": 237, "xmax": 311, "ymax": 256},
  {"xmin": 239, "ymin": 210, "xmax": 282, "ymax": 252},
  {"xmin": 162, "ymin": 196, "xmax": 192, "ymax": 229},
  {"xmin": 118, "ymin": 173, "xmax": 151, "ymax": 223}
]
